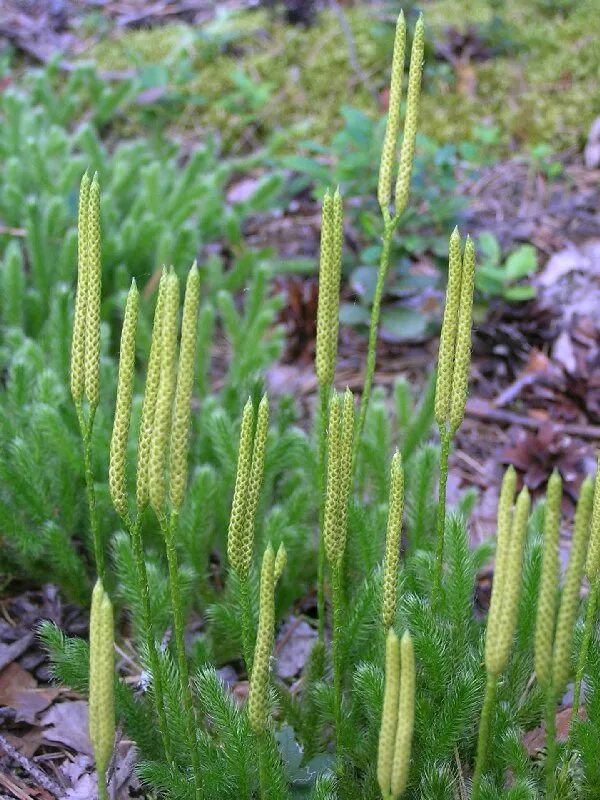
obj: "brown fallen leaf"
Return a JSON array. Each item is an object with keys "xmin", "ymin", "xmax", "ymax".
[
  {"xmin": 276, "ymin": 617, "xmax": 317, "ymax": 679},
  {"xmin": 0, "ymin": 662, "xmax": 37, "ymax": 707},
  {"xmin": 0, "ymin": 632, "xmax": 35, "ymax": 671},
  {"xmin": 3, "ymin": 728, "xmax": 44, "ymax": 760},
  {"xmin": 15, "ymin": 686, "xmax": 61, "ymax": 725},
  {"xmin": 41, "ymin": 700, "xmax": 93, "ymax": 756},
  {"xmin": 523, "ymin": 705, "xmax": 586, "ymax": 755}
]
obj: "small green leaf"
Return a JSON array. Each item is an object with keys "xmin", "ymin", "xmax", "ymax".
[
  {"xmin": 380, "ymin": 307, "xmax": 428, "ymax": 340},
  {"xmin": 503, "ymin": 284, "xmax": 536, "ymax": 302},
  {"xmin": 477, "ymin": 232, "xmax": 501, "ymax": 266},
  {"xmin": 504, "ymin": 245, "xmax": 537, "ymax": 281},
  {"xmin": 350, "ymin": 266, "xmax": 378, "ymax": 303},
  {"xmin": 339, "ymin": 303, "xmax": 371, "ymax": 326},
  {"xmin": 475, "ymin": 265, "xmax": 504, "ymax": 295}
]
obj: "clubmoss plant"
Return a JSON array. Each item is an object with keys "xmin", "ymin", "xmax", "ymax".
[
  {"xmin": 378, "ymin": 630, "xmax": 415, "ymax": 800},
  {"xmin": 109, "ymin": 279, "xmax": 138, "ymax": 521},
  {"xmin": 382, "ymin": 451, "xmax": 404, "ymax": 631},
  {"xmin": 158, "ymin": 267, "xmax": 203, "ymax": 800},
  {"xmin": 542, "ymin": 475, "xmax": 593, "ymax": 798},
  {"xmin": 136, "ymin": 268, "xmax": 167, "ymax": 511},
  {"xmin": 248, "ymin": 542, "xmax": 286, "ymax": 798},
  {"xmin": 127, "ymin": 269, "xmax": 172, "ymax": 763},
  {"xmin": 356, "ymin": 12, "xmax": 424, "ymax": 448},
  {"xmin": 323, "ymin": 389, "xmax": 355, "ymax": 758},
  {"xmin": 472, "ymin": 474, "xmax": 529, "ymax": 800},
  {"xmin": 89, "ymin": 580, "xmax": 115, "ymax": 800},
  {"xmin": 170, "ymin": 262, "xmax": 201, "ymax": 512},
  {"xmin": 433, "ymin": 232, "xmax": 475, "ymax": 599},
  {"xmin": 378, "ymin": 630, "xmax": 401, "ymax": 797},
  {"xmin": 227, "ymin": 394, "xmax": 270, "ymax": 672},
  {"xmin": 149, "ymin": 269, "xmax": 179, "ymax": 517},
  {"xmin": 70, "ymin": 171, "xmax": 90, "ymax": 406},
  {"xmin": 109, "ymin": 260, "xmax": 202, "ymax": 789},
  {"xmin": 315, "ymin": 187, "xmax": 344, "ymax": 642},
  {"xmin": 571, "ymin": 460, "xmax": 600, "ymax": 728},
  {"xmin": 70, "ymin": 171, "xmax": 105, "ymax": 580},
  {"xmin": 534, "ymin": 470, "xmax": 562, "ymax": 690}
]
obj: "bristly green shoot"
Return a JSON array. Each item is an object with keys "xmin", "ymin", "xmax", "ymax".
[
  {"xmin": 126, "ymin": 270, "xmax": 173, "ymax": 762},
  {"xmin": 382, "ymin": 451, "xmax": 404, "ymax": 631},
  {"xmin": 70, "ymin": 171, "xmax": 90, "ymax": 407},
  {"xmin": 356, "ymin": 13, "xmax": 424, "ymax": 452},
  {"xmin": 169, "ymin": 262, "xmax": 201, "ymax": 511},
  {"xmin": 323, "ymin": 390, "xmax": 355, "ymax": 766},
  {"xmin": 432, "ymin": 231, "xmax": 475, "ymax": 601},
  {"xmin": 378, "ymin": 630, "xmax": 401, "ymax": 797},
  {"xmin": 109, "ymin": 279, "xmax": 139, "ymax": 522},
  {"xmin": 227, "ymin": 394, "xmax": 270, "ymax": 672},
  {"xmin": 144, "ymin": 265, "xmax": 204, "ymax": 798},
  {"xmin": 315, "ymin": 187, "xmax": 344, "ymax": 644},
  {"xmin": 473, "ymin": 479, "xmax": 529, "ymax": 800},
  {"xmin": 248, "ymin": 543, "xmax": 286, "ymax": 799},
  {"xmin": 136, "ymin": 268, "xmax": 167, "ymax": 511},
  {"xmin": 89, "ymin": 580, "xmax": 115, "ymax": 800},
  {"xmin": 378, "ymin": 630, "xmax": 415, "ymax": 799},
  {"xmin": 84, "ymin": 173, "xmax": 102, "ymax": 415},
  {"xmin": 571, "ymin": 458, "xmax": 600, "ymax": 737},
  {"xmin": 545, "ymin": 475, "xmax": 593, "ymax": 799},
  {"xmin": 148, "ymin": 269, "xmax": 179, "ymax": 518},
  {"xmin": 390, "ymin": 632, "xmax": 415, "ymax": 798},
  {"xmin": 71, "ymin": 171, "xmax": 104, "ymax": 580},
  {"xmin": 534, "ymin": 470, "xmax": 562, "ymax": 690}
]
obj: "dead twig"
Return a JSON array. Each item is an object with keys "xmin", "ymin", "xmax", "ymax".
[
  {"xmin": 465, "ymin": 397, "xmax": 600, "ymax": 440},
  {"xmin": 329, "ymin": 0, "xmax": 378, "ymax": 104},
  {"xmin": 0, "ymin": 734, "xmax": 62, "ymax": 798}
]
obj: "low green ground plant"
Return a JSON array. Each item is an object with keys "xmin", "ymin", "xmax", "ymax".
[
  {"xmin": 12, "ymin": 11, "xmax": 599, "ymax": 800},
  {"xmin": 475, "ymin": 233, "xmax": 538, "ymax": 304},
  {"xmin": 0, "ymin": 56, "xmax": 292, "ymax": 594}
]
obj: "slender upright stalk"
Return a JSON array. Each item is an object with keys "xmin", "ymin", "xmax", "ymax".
[
  {"xmin": 355, "ymin": 220, "xmax": 395, "ymax": 451},
  {"xmin": 317, "ymin": 384, "xmax": 329, "ymax": 642},
  {"xmin": 545, "ymin": 687, "xmax": 559, "ymax": 800},
  {"xmin": 432, "ymin": 429, "xmax": 451, "ymax": 602},
  {"xmin": 257, "ymin": 733, "xmax": 270, "ymax": 800},
  {"xmin": 239, "ymin": 576, "xmax": 255, "ymax": 675},
  {"xmin": 471, "ymin": 674, "xmax": 497, "ymax": 800},
  {"xmin": 571, "ymin": 576, "xmax": 600, "ymax": 724},
  {"xmin": 128, "ymin": 516, "xmax": 172, "ymax": 763},
  {"xmin": 163, "ymin": 511, "xmax": 202, "ymax": 799},
  {"xmin": 77, "ymin": 405, "xmax": 105, "ymax": 582},
  {"xmin": 331, "ymin": 564, "xmax": 344, "ymax": 755}
]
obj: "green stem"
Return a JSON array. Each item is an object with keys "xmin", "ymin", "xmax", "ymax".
[
  {"xmin": 129, "ymin": 515, "xmax": 173, "ymax": 763},
  {"xmin": 471, "ymin": 672, "xmax": 497, "ymax": 800},
  {"xmin": 239, "ymin": 575, "xmax": 254, "ymax": 676},
  {"xmin": 257, "ymin": 732, "xmax": 269, "ymax": 800},
  {"xmin": 432, "ymin": 428, "xmax": 451, "ymax": 603},
  {"xmin": 355, "ymin": 220, "xmax": 395, "ymax": 453},
  {"xmin": 163, "ymin": 511, "xmax": 203, "ymax": 799},
  {"xmin": 317, "ymin": 384, "xmax": 329, "ymax": 643},
  {"xmin": 77, "ymin": 403, "xmax": 105, "ymax": 582},
  {"xmin": 97, "ymin": 770, "xmax": 109, "ymax": 800},
  {"xmin": 571, "ymin": 577, "xmax": 600, "ymax": 726},
  {"xmin": 331, "ymin": 564, "xmax": 344, "ymax": 766},
  {"xmin": 545, "ymin": 686, "xmax": 558, "ymax": 800}
]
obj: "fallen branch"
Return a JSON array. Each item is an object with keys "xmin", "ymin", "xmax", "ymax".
[
  {"xmin": 0, "ymin": 734, "xmax": 62, "ymax": 798},
  {"xmin": 465, "ymin": 397, "xmax": 600, "ymax": 441}
]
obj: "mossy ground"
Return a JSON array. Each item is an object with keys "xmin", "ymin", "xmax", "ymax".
[{"xmin": 84, "ymin": 0, "xmax": 600, "ymax": 155}]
